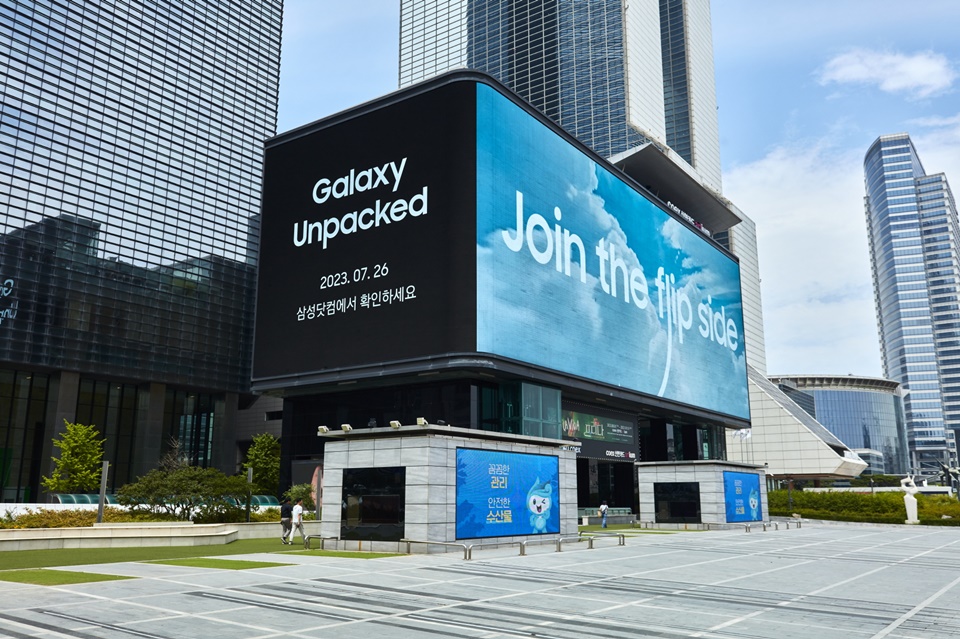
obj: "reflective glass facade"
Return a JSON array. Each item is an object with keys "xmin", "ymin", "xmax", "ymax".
[
  {"xmin": 0, "ymin": 0, "xmax": 282, "ymax": 501},
  {"xmin": 773, "ymin": 376, "xmax": 908, "ymax": 475},
  {"xmin": 398, "ymin": 0, "xmax": 720, "ymax": 188},
  {"xmin": 865, "ymin": 134, "xmax": 960, "ymax": 471}
]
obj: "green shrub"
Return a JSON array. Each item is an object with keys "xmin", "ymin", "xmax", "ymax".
[
  {"xmin": 768, "ymin": 489, "xmax": 960, "ymax": 524},
  {"xmin": 117, "ymin": 466, "xmax": 251, "ymax": 522},
  {"xmin": 0, "ymin": 507, "xmax": 150, "ymax": 529},
  {"xmin": 249, "ymin": 507, "xmax": 281, "ymax": 522}
]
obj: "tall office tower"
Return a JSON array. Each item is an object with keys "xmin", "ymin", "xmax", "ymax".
[
  {"xmin": 0, "ymin": 1, "xmax": 282, "ymax": 501},
  {"xmin": 865, "ymin": 133, "xmax": 960, "ymax": 472},
  {"xmin": 398, "ymin": 0, "xmax": 871, "ymax": 483},
  {"xmin": 399, "ymin": 0, "xmax": 764, "ymax": 366},
  {"xmin": 399, "ymin": 0, "xmax": 722, "ymax": 192}
]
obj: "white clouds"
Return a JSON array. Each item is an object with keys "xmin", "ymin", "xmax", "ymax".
[
  {"xmin": 910, "ymin": 112, "xmax": 960, "ymax": 184},
  {"xmin": 818, "ymin": 48, "xmax": 957, "ymax": 100},
  {"xmin": 723, "ymin": 140, "xmax": 883, "ymax": 377}
]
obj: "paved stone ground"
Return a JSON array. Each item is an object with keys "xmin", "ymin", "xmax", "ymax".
[{"xmin": 3, "ymin": 522, "xmax": 960, "ymax": 638}]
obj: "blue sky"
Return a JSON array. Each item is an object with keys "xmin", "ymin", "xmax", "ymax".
[{"xmin": 278, "ymin": 0, "xmax": 960, "ymax": 378}]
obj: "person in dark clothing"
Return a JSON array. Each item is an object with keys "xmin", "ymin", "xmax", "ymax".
[{"xmin": 280, "ymin": 498, "xmax": 293, "ymax": 544}]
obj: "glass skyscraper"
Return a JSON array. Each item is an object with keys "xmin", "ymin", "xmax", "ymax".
[
  {"xmin": 0, "ymin": 1, "xmax": 282, "ymax": 501},
  {"xmin": 398, "ymin": 0, "xmax": 768, "ymax": 374},
  {"xmin": 397, "ymin": 1, "xmax": 882, "ymax": 483},
  {"xmin": 865, "ymin": 133, "xmax": 960, "ymax": 472},
  {"xmin": 399, "ymin": 0, "xmax": 722, "ymax": 192}
]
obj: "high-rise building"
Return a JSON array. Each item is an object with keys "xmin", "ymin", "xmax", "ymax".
[
  {"xmin": 399, "ymin": 0, "xmax": 765, "ymax": 365},
  {"xmin": 865, "ymin": 133, "xmax": 960, "ymax": 472},
  {"xmin": 398, "ymin": 0, "xmax": 865, "ymax": 481},
  {"xmin": 0, "ymin": 1, "xmax": 282, "ymax": 501},
  {"xmin": 399, "ymin": 0, "xmax": 721, "ymax": 192}
]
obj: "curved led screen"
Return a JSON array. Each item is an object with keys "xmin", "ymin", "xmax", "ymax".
[
  {"xmin": 254, "ymin": 74, "xmax": 748, "ymax": 421},
  {"xmin": 475, "ymin": 84, "xmax": 749, "ymax": 420}
]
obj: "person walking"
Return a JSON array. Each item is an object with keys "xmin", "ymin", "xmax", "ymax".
[
  {"xmin": 279, "ymin": 498, "xmax": 293, "ymax": 544},
  {"xmin": 292, "ymin": 497, "xmax": 306, "ymax": 543},
  {"xmin": 598, "ymin": 501, "xmax": 609, "ymax": 528}
]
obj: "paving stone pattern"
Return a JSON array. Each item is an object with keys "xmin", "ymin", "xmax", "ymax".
[{"xmin": 3, "ymin": 523, "xmax": 960, "ymax": 638}]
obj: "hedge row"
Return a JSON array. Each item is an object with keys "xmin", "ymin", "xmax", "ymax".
[
  {"xmin": 0, "ymin": 506, "xmax": 282, "ymax": 529},
  {"xmin": 768, "ymin": 490, "xmax": 960, "ymax": 525}
]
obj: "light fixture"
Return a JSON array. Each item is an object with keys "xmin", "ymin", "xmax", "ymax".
[
  {"xmin": 416, "ymin": 417, "xmax": 429, "ymax": 427},
  {"xmin": 389, "ymin": 420, "xmax": 401, "ymax": 429},
  {"xmin": 367, "ymin": 418, "xmax": 377, "ymax": 428},
  {"xmin": 436, "ymin": 419, "xmax": 447, "ymax": 426},
  {"xmin": 340, "ymin": 423, "xmax": 353, "ymax": 432},
  {"xmin": 317, "ymin": 425, "xmax": 329, "ymax": 434}
]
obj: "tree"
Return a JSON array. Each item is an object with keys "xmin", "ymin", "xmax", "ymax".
[
  {"xmin": 243, "ymin": 433, "xmax": 281, "ymax": 496},
  {"xmin": 158, "ymin": 437, "xmax": 189, "ymax": 472},
  {"xmin": 283, "ymin": 482, "xmax": 316, "ymax": 511},
  {"xmin": 41, "ymin": 420, "xmax": 106, "ymax": 494}
]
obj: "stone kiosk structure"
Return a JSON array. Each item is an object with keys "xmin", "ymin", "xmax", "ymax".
[
  {"xmin": 317, "ymin": 424, "xmax": 577, "ymax": 553},
  {"xmin": 637, "ymin": 461, "xmax": 767, "ymax": 526}
]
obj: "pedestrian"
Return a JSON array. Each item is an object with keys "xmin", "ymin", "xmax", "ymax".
[
  {"xmin": 279, "ymin": 498, "xmax": 293, "ymax": 544},
  {"xmin": 598, "ymin": 501, "xmax": 608, "ymax": 528},
  {"xmin": 292, "ymin": 497, "xmax": 305, "ymax": 543}
]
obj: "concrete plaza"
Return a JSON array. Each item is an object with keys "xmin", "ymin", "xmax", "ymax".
[{"xmin": 2, "ymin": 522, "xmax": 960, "ymax": 638}]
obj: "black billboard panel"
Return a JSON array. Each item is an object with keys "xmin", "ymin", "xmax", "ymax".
[
  {"xmin": 254, "ymin": 82, "xmax": 478, "ymax": 381},
  {"xmin": 254, "ymin": 73, "xmax": 749, "ymax": 422}
]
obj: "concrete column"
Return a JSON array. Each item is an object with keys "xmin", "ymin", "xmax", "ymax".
[
  {"xmin": 39, "ymin": 371, "xmax": 80, "ymax": 501},
  {"xmin": 131, "ymin": 383, "xmax": 166, "ymax": 479},
  {"xmin": 211, "ymin": 392, "xmax": 238, "ymax": 474}
]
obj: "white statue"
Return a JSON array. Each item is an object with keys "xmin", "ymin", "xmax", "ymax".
[{"xmin": 901, "ymin": 476, "xmax": 919, "ymax": 524}]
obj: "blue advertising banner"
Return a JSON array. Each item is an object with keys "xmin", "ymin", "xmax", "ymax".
[
  {"xmin": 475, "ymin": 83, "xmax": 750, "ymax": 420},
  {"xmin": 456, "ymin": 448, "xmax": 560, "ymax": 539},
  {"xmin": 723, "ymin": 471, "xmax": 762, "ymax": 522}
]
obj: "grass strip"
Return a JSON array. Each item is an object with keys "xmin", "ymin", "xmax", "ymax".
[
  {"xmin": 0, "ymin": 569, "xmax": 134, "ymax": 586},
  {"xmin": 287, "ymin": 550, "xmax": 399, "ymax": 559},
  {"xmin": 0, "ymin": 538, "xmax": 391, "ymax": 571},
  {"xmin": 578, "ymin": 524, "xmax": 678, "ymax": 534}
]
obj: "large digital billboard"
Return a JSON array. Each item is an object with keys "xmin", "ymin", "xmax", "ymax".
[
  {"xmin": 723, "ymin": 471, "xmax": 762, "ymax": 523},
  {"xmin": 455, "ymin": 448, "xmax": 560, "ymax": 539},
  {"xmin": 562, "ymin": 409, "xmax": 637, "ymax": 461},
  {"xmin": 475, "ymin": 83, "xmax": 749, "ymax": 420},
  {"xmin": 254, "ymin": 73, "xmax": 748, "ymax": 421},
  {"xmin": 253, "ymin": 82, "xmax": 478, "ymax": 381}
]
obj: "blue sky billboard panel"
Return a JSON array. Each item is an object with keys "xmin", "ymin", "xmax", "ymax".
[{"xmin": 476, "ymin": 84, "xmax": 749, "ymax": 420}]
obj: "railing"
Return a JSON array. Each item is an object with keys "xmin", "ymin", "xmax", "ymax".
[
  {"xmin": 520, "ymin": 535, "xmax": 590, "ymax": 555},
  {"xmin": 401, "ymin": 538, "xmax": 474, "ymax": 560},
  {"xmin": 579, "ymin": 531, "xmax": 625, "ymax": 546}
]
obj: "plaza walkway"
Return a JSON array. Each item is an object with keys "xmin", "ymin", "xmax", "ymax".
[{"xmin": 2, "ymin": 522, "xmax": 960, "ymax": 638}]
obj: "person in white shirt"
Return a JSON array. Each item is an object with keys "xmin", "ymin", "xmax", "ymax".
[
  {"xmin": 292, "ymin": 498, "xmax": 305, "ymax": 543},
  {"xmin": 598, "ymin": 501, "xmax": 608, "ymax": 528}
]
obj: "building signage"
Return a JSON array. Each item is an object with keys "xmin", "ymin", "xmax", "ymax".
[
  {"xmin": 0, "ymin": 278, "xmax": 18, "ymax": 327},
  {"xmin": 476, "ymin": 83, "xmax": 749, "ymax": 420},
  {"xmin": 562, "ymin": 409, "xmax": 637, "ymax": 461},
  {"xmin": 455, "ymin": 448, "xmax": 560, "ymax": 539},
  {"xmin": 254, "ymin": 82, "xmax": 478, "ymax": 379},
  {"xmin": 254, "ymin": 74, "xmax": 749, "ymax": 421},
  {"xmin": 723, "ymin": 471, "xmax": 762, "ymax": 523}
]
